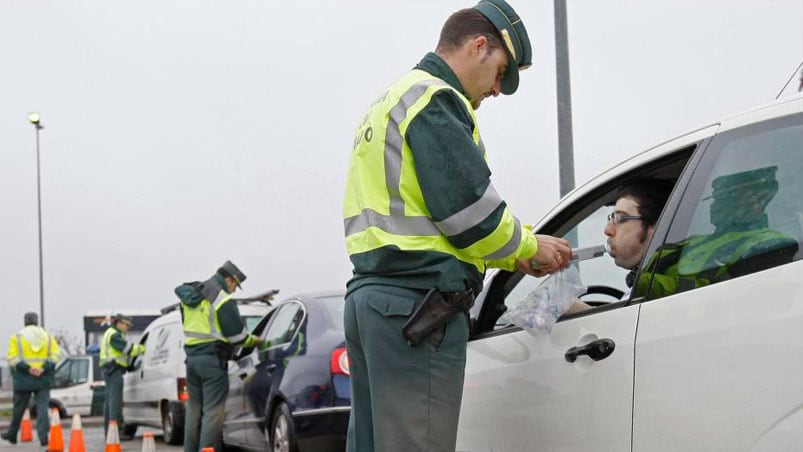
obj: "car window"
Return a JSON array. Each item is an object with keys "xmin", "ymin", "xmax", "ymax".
[
  {"xmin": 498, "ymin": 206, "xmax": 629, "ymax": 328},
  {"xmin": 262, "ymin": 302, "xmax": 304, "ymax": 348},
  {"xmin": 472, "ymin": 146, "xmax": 698, "ymax": 336},
  {"xmin": 641, "ymin": 114, "xmax": 803, "ymax": 300}
]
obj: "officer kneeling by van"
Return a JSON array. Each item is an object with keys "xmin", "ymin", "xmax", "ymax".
[
  {"xmin": 175, "ymin": 260, "xmax": 264, "ymax": 452},
  {"xmin": 100, "ymin": 314, "xmax": 145, "ymax": 439}
]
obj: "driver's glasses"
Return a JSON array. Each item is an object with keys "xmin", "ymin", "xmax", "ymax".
[{"xmin": 607, "ymin": 212, "xmax": 643, "ymax": 225}]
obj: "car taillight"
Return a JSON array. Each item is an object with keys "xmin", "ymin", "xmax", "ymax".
[
  {"xmin": 177, "ymin": 377, "xmax": 189, "ymax": 401},
  {"xmin": 330, "ymin": 347, "xmax": 350, "ymax": 376}
]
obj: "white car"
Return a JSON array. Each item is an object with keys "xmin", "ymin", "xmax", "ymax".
[
  {"xmin": 122, "ymin": 300, "xmax": 272, "ymax": 445},
  {"xmin": 456, "ymin": 92, "xmax": 803, "ymax": 451}
]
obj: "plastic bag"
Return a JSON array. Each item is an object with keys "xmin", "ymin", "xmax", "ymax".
[{"xmin": 500, "ymin": 265, "xmax": 586, "ymax": 336}]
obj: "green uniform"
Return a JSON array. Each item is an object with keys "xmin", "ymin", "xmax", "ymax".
[
  {"xmin": 640, "ymin": 226, "xmax": 798, "ymax": 298},
  {"xmin": 177, "ymin": 275, "xmax": 258, "ymax": 452},
  {"xmin": 342, "ymin": 53, "xmax": 538, "ymax": 452},
  {"xmin": 100, "ymin": 325, "xmax": 145, "ymax": 437},
  {"xmin": 3, "ymin": 325, "xmax": 61, "ymax": 446}
]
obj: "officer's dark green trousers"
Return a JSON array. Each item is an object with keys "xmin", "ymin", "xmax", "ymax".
[
  {"xmin": 184, "ymin": 353, "xmax": 228, "ymax": 452},
  {"xmin": 103, "ymin": 366, "xmax": 125, "ymax": 437},
  {"xmin": 344, "ymin": 285, "xmax": 469, "ymax": 452},
  {"xmin": 6, "ymin": 388, "xmax": 49, "ymax": 443}
]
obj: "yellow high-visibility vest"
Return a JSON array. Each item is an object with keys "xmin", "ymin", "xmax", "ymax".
[
  {"xmin": 182, "ymin": 290, "xmax": 248, "ymax": 346},
  {"xmin": 343, "ymin": 69, "xmax": 535, "ymax": 272},
  {"xmin": 7, "ymin": 325, "xmax": 61, "ymax": 370}
]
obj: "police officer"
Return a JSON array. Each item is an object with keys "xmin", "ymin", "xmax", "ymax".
[
  {"xmin": 100, "ymin": 313, "xmax": 145, "ymax": 438},
  {"xmin": 1, "ymin": 312, "xmax": 61, "ymax": 447},
  {"xmin": 175, "ymin": 260, "xmax": 262, "ymax": 452},
  {"xmin": 342, "ymin": 1, "xmax": 571, "ymax": 450},
  {"xmin": 643, "ymin": 166, "xmax": 798, "ymax": 297}
]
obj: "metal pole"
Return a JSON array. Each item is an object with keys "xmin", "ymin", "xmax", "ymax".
[
  {"xmin": 29, "ymin": 114, "xmax": 45, "ymax": 327},
  {"xmin": 554, "ymin": 0, "xmax": 575, "ymax": 197}
]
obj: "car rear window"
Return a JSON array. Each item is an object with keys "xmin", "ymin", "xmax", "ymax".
[{"xmin": 318, "ymin": 296, "xmax": 345, "ymax": 330}]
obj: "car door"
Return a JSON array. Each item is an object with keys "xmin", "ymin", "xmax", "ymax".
[
  {"xmin": 458, "ymin": 212, "xmax": 639, "ymax": 452},
  {"xmin": 633, "ymin": 105, "xmax": 803, "ymax": 451},
  {"xmin": 242, "ymin": 301, "xmax": 306, "ymax": 448},
  {"xmin": 224, "ymin": 309, "xmax": 275, "ymax": 449},
  {"xmin": 457, "ymin": 131, "xmax": 715, "ymax": 452}
]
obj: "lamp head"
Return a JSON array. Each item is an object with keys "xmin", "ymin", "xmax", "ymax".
[{"xmin": 28, "ymin": 112, "xmax": 40, "ymax": 125}]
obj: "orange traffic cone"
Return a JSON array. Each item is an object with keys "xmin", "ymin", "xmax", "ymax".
[
  {"xmin": 140, "ymin": 431, "xmax": 156, "ymax": 452},
  {"xmin": 68, "ymin": 414, "xmax": 85, "ymax": 452},
  {"xmin": 19, "ymin": 408, "xmax": 33, "ymax": 442},
  {"xmin": 47, "ymin": 408, "xmax": 65, "ymax": 451},
  {"xmin": 104, "ymin": 420, "xmax": 122, "ymax": 452},
  {"xmin": 200, "ymin": 448, "xmax": 215, "ymax": 452}
]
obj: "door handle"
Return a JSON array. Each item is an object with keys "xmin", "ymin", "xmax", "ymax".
[{"xmin": 565, "ymin": 338, "xmax": 615, "ymax": 363}]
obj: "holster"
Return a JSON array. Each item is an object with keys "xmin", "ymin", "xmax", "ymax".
[
  {"xmin": 402, "ymin": 288, "xmax": 474, "ymax": 347},
  {"xmin": 215, "ymin": 342, "xmax": 234, "ymax": 369}
]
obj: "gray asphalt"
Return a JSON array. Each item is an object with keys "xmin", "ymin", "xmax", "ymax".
[{"xmin": 0, "ymin": 422, "xmax": 183, "ymax": 451}]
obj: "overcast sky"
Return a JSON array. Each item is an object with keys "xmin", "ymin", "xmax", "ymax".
[{"xmin": 1, "ymin": 0, "xmax": 801, "ymax": 349}]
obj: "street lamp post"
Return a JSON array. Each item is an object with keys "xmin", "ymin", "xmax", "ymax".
[{"xmin": 28, "ymin": 112, "xmax": 45, "ymax": 328}]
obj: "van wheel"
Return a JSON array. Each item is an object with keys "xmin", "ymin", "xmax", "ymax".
[
  {"xmin": 267, "ymin": 402, "xmax": 297, "ymax": 452},
  {"xmin": 30, "ymin": 403, "xmax": 66, "ymax": 420},
  {"xmin": 162, "ymin": 402, "xmax": 184, "ymax": 445},
  {"xmin": 121, "ymin": 423, "xmax": 137, "ymax": 440}
]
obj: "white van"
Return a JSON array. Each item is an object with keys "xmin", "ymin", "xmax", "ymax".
[{"xmin": 122, "ymin": 299, "xmax": 273, "ymax": 444}]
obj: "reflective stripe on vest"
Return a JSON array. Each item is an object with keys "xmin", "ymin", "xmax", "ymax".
[
  {"xmin": 182, "ymin": 290, "xmax": 244, "ymax": 346},
  {"xmin": 343, "ymin": 69, "xmax": 529, "ymax": 271},
  {"xmin": 100, "ymin": 327, "xmax": 128, "ymax": 368}
]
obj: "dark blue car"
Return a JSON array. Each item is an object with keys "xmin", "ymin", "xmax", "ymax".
[{"xmin": 222, "ymin": 291, "xmax": 350, "ymax": 452}]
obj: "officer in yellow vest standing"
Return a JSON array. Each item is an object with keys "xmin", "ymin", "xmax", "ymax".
[
  {"xmin": 342, "ymin": 1, "xmax": 572, "ymax": 450},
  {"xmin": 100, "ymin": 313, "xmax": 145, "ymax": 439},
  {"xmin": 175, "ymin": 260, "xmax": 262, "ymax": 452},
  {"xmin": 1, "ymin": 312, "xmax": 61, "ymax": 447}
]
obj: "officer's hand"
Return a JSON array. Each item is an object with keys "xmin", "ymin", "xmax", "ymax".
[{"xmin": 518, "ymin": 234, "xmax": 572, "ymax": 276}]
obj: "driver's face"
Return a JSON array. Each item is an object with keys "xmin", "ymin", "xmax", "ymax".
[{"xmin": 604, "ymin": 196, "xmax": 654, "ymax": 269}]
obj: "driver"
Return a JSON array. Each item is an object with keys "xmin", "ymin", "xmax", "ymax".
[{"xmin": 568, "ymin": 180, "xmax": 674, "ymax": 312}]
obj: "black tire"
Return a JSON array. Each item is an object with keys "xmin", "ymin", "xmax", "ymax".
[
  {"xmin": 30, "ymin": 402, "xmax": 66, "ymax": 420},
  {"xmin": 121, "ymin": 423, "xmax": 137, "ymax": 440},
  {"xmin": 268, "ymin": 402, "xmax": 298, "ymax": 452},
  {"xmin": 162, "ymin": 402, "xmax": 184, "ymax": 445}
]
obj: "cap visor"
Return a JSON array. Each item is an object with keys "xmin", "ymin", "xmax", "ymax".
[{"xmin": 500, "ymin": 54, "xmax": 519, "ymax": 95}]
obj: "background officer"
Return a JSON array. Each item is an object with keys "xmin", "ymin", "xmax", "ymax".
[
  {"xmin": 100, "ymin": 313, "xmax": 145, "ymax": 438},
  {"xmin": 175, "ymin": 260, "xmax": 262, "ymax": 452},
  {"xmin": 1, "ymin": 312, "xmax": 61, "ymax": 447}
]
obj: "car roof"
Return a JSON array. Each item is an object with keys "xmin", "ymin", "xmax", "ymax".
[{"xmin": 534, "ymin": 93, "xmax": 803, "ymax": 232}]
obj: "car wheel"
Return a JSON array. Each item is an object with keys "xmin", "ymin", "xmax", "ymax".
[
  {"xmin": 268, "ymin": 402, "xmax": 297, "ymax": 452},
  {"xmin": 161, "ymin": 402, "xmax": 184, "ymax": 445}
]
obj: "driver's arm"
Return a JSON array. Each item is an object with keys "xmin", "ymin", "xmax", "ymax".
[{"xmin": 565, "ymin": 299, "xmax": 591, "ymax": 314}]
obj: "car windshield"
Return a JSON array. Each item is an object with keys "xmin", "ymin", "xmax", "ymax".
[{"xmin": 318, "ymin": 296, "xmax": 345, "ymax": 331}]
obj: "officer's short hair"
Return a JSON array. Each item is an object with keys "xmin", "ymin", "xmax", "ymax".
[{"xmin": 24, "ymin": 312, "xmax": 38, "ymax": 326}]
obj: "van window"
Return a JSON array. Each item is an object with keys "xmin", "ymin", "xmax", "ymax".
[
  {"xmin": 53, "ymin": 358, "xmax": 89, "ymax": 387},
  {"xmin": 642, "ymin": 114, "xmax": 803, "ymax": 299}
]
